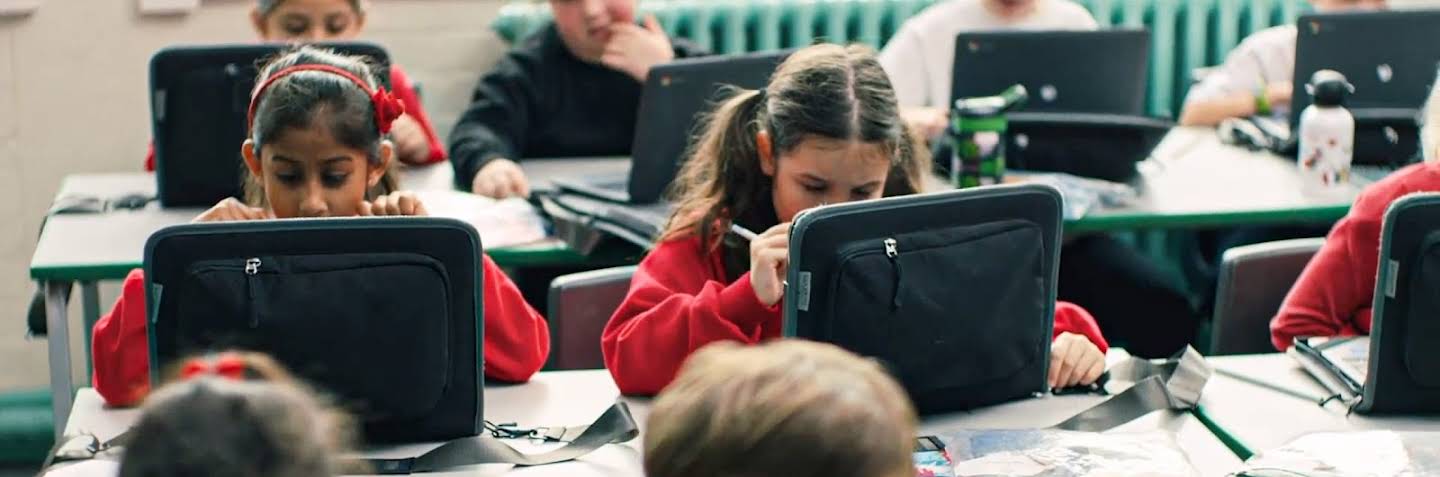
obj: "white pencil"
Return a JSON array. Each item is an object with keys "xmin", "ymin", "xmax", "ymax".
[{"xmin": 729, "ymin": 223, "xmax": 760, "ymax": 241}]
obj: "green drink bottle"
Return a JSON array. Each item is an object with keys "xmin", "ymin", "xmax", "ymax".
[{"xmin": 950, "ymin": 84, "xmax": 1028, "ymax": 188}]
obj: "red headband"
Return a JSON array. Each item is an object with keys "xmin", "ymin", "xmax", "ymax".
[
  {"xmin": 246, "ymin": 63, "xmax": 406, "ymax": 136},
  {"xmin": 179, "ymin": 353, "xmax": 248, "ymax": 381}
]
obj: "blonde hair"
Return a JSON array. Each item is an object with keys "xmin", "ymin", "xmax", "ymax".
[
  {"xmin": 644, "ymin": 340, "xmax": 918, "ymax": 477},
  {"xmin": 1424, "ymin": 78, "xmax": 1440, "ymax": 163}
]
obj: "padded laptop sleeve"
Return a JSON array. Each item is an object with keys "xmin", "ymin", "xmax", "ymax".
[
  {"xmin": 1362, "ymin": 192, "xmax": 1440, "ymax": 413},
  {"xmin": 784, "ymin": 184, "xmax": 1064, "ymax": 414},
  {"xmin": 150, "ymin": 42, "xmax": 390, "ymax": 208},
  {"xmin": 144, "ymin": 217, "xmax": 479, "ymax": 442}
]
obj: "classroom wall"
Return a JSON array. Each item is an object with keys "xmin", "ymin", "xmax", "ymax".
[{"xmin": 0, "ymin": 0, "xmax": 513, "ymax": 391}]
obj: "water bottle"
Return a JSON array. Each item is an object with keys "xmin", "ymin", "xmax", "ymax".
[
  {"xmin": 1297, "ymin": 69, "xmax": 1355, "ymax": 196},
  {"xmin": 950, "ymin": 84, "xmax": 1028, "ymax": 188}
]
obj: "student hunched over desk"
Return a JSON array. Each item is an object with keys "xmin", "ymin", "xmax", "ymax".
[
  {"xmin": 601, "ymin": 44, "xmax": 1109, "ymax": 396},
  {"xmin": 94, "ymin": 47, "xmax": 550, "ymax": 407}
]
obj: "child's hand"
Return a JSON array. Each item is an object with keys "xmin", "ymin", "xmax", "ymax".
[
  {"xmin": 601, "ymin": 15, "xmax": 675, "ymax": 82},
  {"xmin": 1049, "ymin": 332, "xmax": 1105, "ymax": 389},
  {"xmin": 362, "ymin": 192, "xmax": 428, "ymax": 217},
  {"xmin": 1265, "ymin": 81, "xmax": 1294, "ymax": 107},
  {"xmin": 748, "ymin": 222, "xmax": 791, "ymax": 307},
  {"xmin": 472, "ymin": 158, "xmax": 531, "ymax": 199},
  {"xmin": 903, "ymin": 106, "xmax": 949, "ymax": 140},
  {"xmin": 193, "ymin": 198, "xmax": 271, "ymax": 223},
  {"xmin": 390, "ymin": 115, "xmax": 431, "ymax": 165}
]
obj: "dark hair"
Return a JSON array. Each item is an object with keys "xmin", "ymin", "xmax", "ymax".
[
  {"xmin": 255, "ymin": 0, "xmax": 362, "ymax": 17},
  {"xmin": 119, "ymin": 353, "xmax": 362, "ymax": 477},
  {"xmin": 662, "ymin": 43, "xmax": 930, "ymax": 249},
  {"xmin": 245, "ymin": 45, "xmax": 396, "ymax": 205}
]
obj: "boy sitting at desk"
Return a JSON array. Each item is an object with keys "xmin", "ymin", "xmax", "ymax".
[
  {"xmin": 1178, "ymin": 0, "xmax": 1387, "ymax": 127},
  {"xmin": 878, "ymin": 0, "xmax": 1097, "ymax": 141},
  {"xmin": 449, "ymin": 0, "xmax": 707, "ymax": 199}
]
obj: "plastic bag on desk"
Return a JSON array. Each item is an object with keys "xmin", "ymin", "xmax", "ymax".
[
  {"xmin": 1016, "ymin": 172, "xmax": 1138, "ymax": 221},
  {"xmin": 1240, "ymin": 431, "xmax": 1440, "ymax": 477},
  {"xmin": 939, "ymin": 429, "xmax": 1199, "ymax": 477}
]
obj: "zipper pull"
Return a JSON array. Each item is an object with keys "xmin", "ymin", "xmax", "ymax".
[
  {"xmin": 245, "ymin": 258, "xmax": 261, "ymax": 275},
  {"xmin": 884, "ymin": 238, "xmax": 903, "ymax": 310}
]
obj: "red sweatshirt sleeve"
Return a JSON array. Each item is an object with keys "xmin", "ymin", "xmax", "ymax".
[
  {"xmin": 479, "ymin": 254, "xmax": 550, "ymax": 382},
  {"xmin": 144, "ymin": 143, "xmax": 155, "ymax": 171},
  {"xmin": 602, "ymin": 237, "xmax": 779, "ymax": 395},
  {"xmin": 92, "ymin": 269, "xmax": 151, "ymax": 407},
  {"xmin": 1053, "ymin": 301, "xmax": 1109, "ymax": 354},
  {"xmin": 1271, "ymin": 190, "xmax": 1389, "ymax": 350},
  {"xmin": 389, "ymin": 66, "xmax": 447, "ymax": 165}
]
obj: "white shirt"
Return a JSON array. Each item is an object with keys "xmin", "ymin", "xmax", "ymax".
[
  {"xmin": 879, "ymin": 0, "xmax": 1099, "ymax": 108},
  {"xmin": 1183, "ymin": 25, "xmax": 1297, "ymax": 110}
]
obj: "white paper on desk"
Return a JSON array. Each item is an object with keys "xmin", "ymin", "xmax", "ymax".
[
  {"xmin": 414, "ymin": 190, "xmax": 549, "ymax": 248},
  {"xmin": 942, "ymin": 429, "xmax": 1199, "ymax": 477}
]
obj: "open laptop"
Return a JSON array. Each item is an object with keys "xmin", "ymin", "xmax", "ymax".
[
  {"xmin": 950, "ymin": 29, "xmax": 1150, "ymax": 115},
  {"xmin": 947, "ymin": 29, "xmax": 1165, "ymax": 182},
  {"xmin": 1289, "ymin": 10, "xmax": 1440, "ymax": 168},
  {"xmin": 151, "ymin": 42, "xmax": 390, "ymax": 208},
  {"xmin": 552, "ymin": 50, "xmax": 790, "ymax": 204}
]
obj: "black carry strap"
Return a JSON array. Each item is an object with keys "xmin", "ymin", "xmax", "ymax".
[
  {"xmin": 358, "ymin": 400, "xmax": 639, "ymax": 474},
  {"xmin": 1052, "ymin": 346, "xmax": 1212, "ymax": 431},
  {"xmin": 43, "ymin": 400, "xmax": 639, "ymax": 474}
]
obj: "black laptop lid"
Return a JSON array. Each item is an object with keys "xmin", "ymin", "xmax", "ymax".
[
  {"xmin": 951, "ymin": 29, "xmax": 1150, "ymax": 115},
  {"xmin": 150, "ymin": 42, "xmax": 390, "ymax": 208},
  {"xmin": 627, "ymin": 50, "xmax": 791, "ymax": 204},
  {"xmin": 1290, "ymin": 11, "xmax": 1440, "ymax": 166}
]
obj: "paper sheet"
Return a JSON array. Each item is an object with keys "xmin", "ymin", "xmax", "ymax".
[{"xmin": 415, "ymin": 190, "xmax": 549, "ymax": 248}]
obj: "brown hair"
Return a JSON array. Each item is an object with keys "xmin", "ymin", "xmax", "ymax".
[
  {"xmin": 255, "ymin": 0, "xmax": 362, "ymax": 17},
  {"xmin": 243, "ymin": 46, "xmax": 398, "ymax": 206},
  {"xmin": 644, "ymin": 340, "xmax": 918, "ymax": 477},
  {"xmin": 119, "ymin": 352, "xmax": 363, "ymax": 477},
  {"xmin": 661, "ymin": 43, "xmax": 931, "ymax": 250}
]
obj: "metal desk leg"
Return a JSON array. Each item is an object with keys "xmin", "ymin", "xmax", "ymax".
[
  {"xmin": 81, "ymin": 282, "xmax": 100, "ymax": 379},
  {"xmin": 45, "ymin": 281, "xmax": 75, "ymax": 438}
]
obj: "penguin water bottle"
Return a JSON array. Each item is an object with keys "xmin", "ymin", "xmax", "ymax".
[
  {"xmin": 950, "ymin": 84, "xmax": 1028, "ymax": 188},
  {"xmin": 1297, "ymin": 69, "xmax": 1355, "ymax": 195}
]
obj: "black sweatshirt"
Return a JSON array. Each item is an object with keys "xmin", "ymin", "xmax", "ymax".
[{"xmin": 448, "ymin": 24, "xmax": 708, "ymax": 189}]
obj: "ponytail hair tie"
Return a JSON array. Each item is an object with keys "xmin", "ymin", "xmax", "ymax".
[
  {"xmin": 247, "ymin": 63, "xmax": 406, "ymax": 137},
  {"xmin": 179, "ymin": 353, "xmax": 248, "ymax": 381}
]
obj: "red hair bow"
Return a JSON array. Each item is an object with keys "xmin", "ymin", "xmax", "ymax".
[
  {"xmin": 371, "ymin": 88, "xmax": 406, "ymax": 135},
  {"xmin": 179, "ymin": 353, "xmax": 248, "ymax": 381}
]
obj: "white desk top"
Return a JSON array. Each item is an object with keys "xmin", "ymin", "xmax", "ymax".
[
  {"xmin": 47, "ymin": 366, "xmax": 1241, "ymax": 476},
  {"xmin": 1204, "ymin": 354, "xmax": 1440, "ymax": 457}
]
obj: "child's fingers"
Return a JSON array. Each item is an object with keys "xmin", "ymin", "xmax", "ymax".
[
  {"xmin": 1048, "ymin": 339, "xmax": 1066, "ymax": 388},
  {"xmin": 1080, "ymin": 354, "xmax": 1105, "ymax": 386},
  {"xmin": 643, "ymin": 14, "xmax": 663, "ymax": 34},
  {"xmin": 1060, "ymin": 338, "xmax": 1092, "ymax": 387},
  {"xmin": 396, "ymin": 193, "xmax": 421, "ymax": 216},
  {"xmin": 509, "ymin": 168, "xmax": 532, "ymax": 198}
]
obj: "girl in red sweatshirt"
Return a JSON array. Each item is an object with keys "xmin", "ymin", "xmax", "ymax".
[
  {"xmin": 1271, "ymin": 82, "xmax": 1440, "ymax": 350},
  {"xmin": 144, "ymin": 0, "xmax": 445, "ymax": 170},
  {"xmin": 93, "ymin": 46, "xmax": 549, "ymax": 407},
  {"xmin": 601, "ymin": 44, "xmax": 1109, "ymax": 396}
]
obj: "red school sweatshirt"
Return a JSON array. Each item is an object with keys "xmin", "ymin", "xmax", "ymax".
[
  {"xmin": 91, "ymin": 254, "xmax": 548, "ymax": 407},
  {"xmin": 144, "ymin": 64, "xmax": 447, "ymax": 170},
  {"xmin": 1271, "ymin": 162, "xmax": 1440, "ymax": 351},
  {"xmin": 602, "ymin": 234, "xmax": 1112, "ymax": 395}
]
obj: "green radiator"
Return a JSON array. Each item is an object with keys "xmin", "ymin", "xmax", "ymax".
[{"xmin": 491, "ymin": 0, "xmax": 1307, "ymax": 118}]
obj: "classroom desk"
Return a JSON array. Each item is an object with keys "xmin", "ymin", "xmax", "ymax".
[
  {"xmin": 45, "ymin": 367, "xmax": 1240, "ymax": 476},
  {"xmin": 1196, "ymin": 353, "xmax": 1440, "ymax": 461},
  {"xmin": 1065, "ymin": 126, "xmax": 1362, "ymax": 233},
  {"xmin": 27, "ymin": 164, "xmax": 625, "ymax": 436},
  {"xmin": 544, "ymin": 127, "xmax": 1363, "ymax": 241}
]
